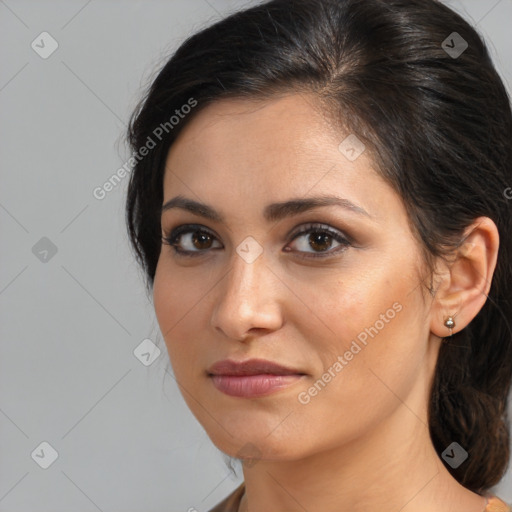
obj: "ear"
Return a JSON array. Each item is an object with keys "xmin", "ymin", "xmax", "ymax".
[{"xmin": 430, "ymin": 217, "xmax": 499, "ymax": 338}]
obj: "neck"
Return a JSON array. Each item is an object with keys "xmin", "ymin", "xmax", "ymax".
[{"xmin": 238, "ymin": 389, "xmax": 486, "ymax": 512}]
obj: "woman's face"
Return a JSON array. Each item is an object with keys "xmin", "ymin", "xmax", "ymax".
[{"xmin": 153, "ymin": 93, "xmax": 438, "ymax": 461}]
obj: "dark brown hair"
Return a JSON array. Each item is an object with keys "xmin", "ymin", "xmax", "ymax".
[{"xmin": 125, "ymin": 0, "xmax": 512, "ymax": 493}]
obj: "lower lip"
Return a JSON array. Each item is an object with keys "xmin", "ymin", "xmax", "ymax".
[{"xmin": 210, "ymin": 374, "xmax": 304, "ymax": 398}]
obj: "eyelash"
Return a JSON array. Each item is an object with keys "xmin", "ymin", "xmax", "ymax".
[{"xmin": 161, "ymin": 223, "xmax": 352, "ymax": 260}]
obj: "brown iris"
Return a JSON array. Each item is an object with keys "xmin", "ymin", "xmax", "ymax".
[{"xmin": 308, "ymin": 232, "xmax": 332, "ymax": 252}]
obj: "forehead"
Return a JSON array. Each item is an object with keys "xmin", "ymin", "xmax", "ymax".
[
  {"xmin": 166, "ymin": 93, "xmax": 337, "ymax": 168},
  {"xmin": 162, "ymin": 93, "xmax": 396, "ymax": 223}
]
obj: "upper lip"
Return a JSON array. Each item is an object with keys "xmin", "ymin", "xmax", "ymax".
[{"xmin": 207, "ymin": 358, "xmax": 305, "ymax": 376}]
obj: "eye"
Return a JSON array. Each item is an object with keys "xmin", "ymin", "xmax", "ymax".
[
  {"xmin": 285, "ymin": 223, "xmax": 352, "ymax": 259},
  {"xmin": 162, "ymin": 224, "xmax": 222, "ymax": 257},
  {"xmin": 162, "ymin": 222, "xmax": 352, "ymax": 259}
]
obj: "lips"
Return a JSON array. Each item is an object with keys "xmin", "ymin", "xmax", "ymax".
[
  {"xmin": 207, "ymin": 358, "xmax": 305, "ymax": 376},
  {"xmin": 207, "ymin": 358, "xmax": 307, "ymax": 398}
]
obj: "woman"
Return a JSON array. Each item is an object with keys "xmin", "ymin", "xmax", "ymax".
[{"xmin": 125, "ymin": 0, "xmax": 512, "ymax": 510}]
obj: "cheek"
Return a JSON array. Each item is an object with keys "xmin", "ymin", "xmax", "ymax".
[
  {"xmin": 152, "ymin": 260, "xmax": 204, "ymax": 372},
  {"xmin": 153, "ymin": 256, "xmax": 205, "ymax": 329},
  {"xmin": 289, "ymin": 266, "xmax": 404, "ymax": 350},
  {"xmin": 287, "ymin": 287, "xmax": 425, "ymax": 453},
  {"xmin": 292, "ymin": 262, "xmax": 426, "ymax": 399}
]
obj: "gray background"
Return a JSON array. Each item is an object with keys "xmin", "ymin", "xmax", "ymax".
[{"xmin": 0, "ymin": 1, "xmax": 510, "ymax": 511}]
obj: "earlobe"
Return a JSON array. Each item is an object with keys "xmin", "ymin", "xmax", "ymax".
[{"xmin": 430, "ymin": 217, "xmax": 499, "ymax": 339}]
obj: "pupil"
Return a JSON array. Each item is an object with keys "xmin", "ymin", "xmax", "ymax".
[{"xmin": 310, "ymin": 233, "xmax": 331, "ymax": 252}]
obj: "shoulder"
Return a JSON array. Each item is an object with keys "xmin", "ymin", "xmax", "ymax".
[
  {"xmin": 207, "ymin": 483, "xmax": 245, "ymax": 512},
  {"xmin": 204, "ymin": 488, "xmax": 510, "ymax": 512},
  {"xmin": 485, "ymin": 496, "xmax": 511, "ymax": 512}
]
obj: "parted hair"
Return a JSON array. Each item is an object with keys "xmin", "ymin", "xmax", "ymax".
[{"xmin": 125, "ymin": 0, "xmax": 512, "ymax": 493}]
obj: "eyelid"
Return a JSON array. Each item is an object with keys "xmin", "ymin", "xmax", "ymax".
[{"xmin": 288, "ymin": 222, "xmax": 352, "ymax": 243}]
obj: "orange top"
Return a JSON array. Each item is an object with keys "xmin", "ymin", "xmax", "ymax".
[
  {"xmin": 486, "ymin": 496, "xmax": 512, "ymax": 512},
  {"xmin": 207, "ymin": 483, "xmax": 511, "ymax": 512}
]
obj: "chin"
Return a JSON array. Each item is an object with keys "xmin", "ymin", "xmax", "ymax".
[{"xmin": 206, "ymin": 428, "xmax": 291, "ymax": 460}]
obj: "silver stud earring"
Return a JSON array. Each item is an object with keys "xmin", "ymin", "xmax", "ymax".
[{"xmin": 444, "ymin": 316, "xmax": 455, "ymax": 336}]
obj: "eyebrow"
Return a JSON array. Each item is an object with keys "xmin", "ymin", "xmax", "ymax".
[{"xmin": 161, "ymin": 194, "xmax": 371, "ymax": 223}]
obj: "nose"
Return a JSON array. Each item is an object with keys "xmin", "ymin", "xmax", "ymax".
[{"xmin": 210, "ymin": 248, "xmax": 284, "ymax": 341}]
